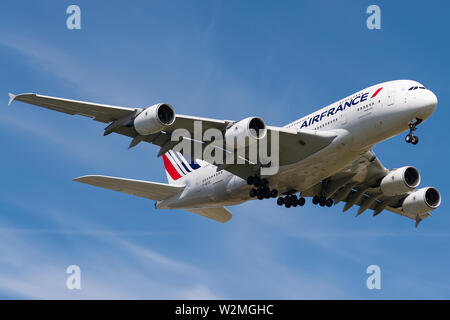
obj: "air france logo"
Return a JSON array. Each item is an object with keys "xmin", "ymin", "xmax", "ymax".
[{"xmin": 299, "ymin": 87, "xmax": 383, "ymax": 129}]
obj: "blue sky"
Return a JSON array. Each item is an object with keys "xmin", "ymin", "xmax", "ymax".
[{"xmin": 0, "ymin": 0, "xmax": 449, "ymax": 299}]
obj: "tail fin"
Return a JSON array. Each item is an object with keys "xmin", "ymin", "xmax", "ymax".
[{"xmin": 162, "ymin": 150, "xmax": 203, "ymax": 185}]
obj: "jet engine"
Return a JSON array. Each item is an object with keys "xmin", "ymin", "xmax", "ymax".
[
  {"xmin": 402, "ymin": 187, "xmax": 441, "ymax": 216},
  {"xmin": 134, "ymin": 103, "xmax": 176, "ymax": 135},
  {"xmin": 224, "ymin": 117, "xmax": 267, "ymax": 149},
  {"xmin": 380, "ymin": 166, "xmax": 421, "ymax": 196}
]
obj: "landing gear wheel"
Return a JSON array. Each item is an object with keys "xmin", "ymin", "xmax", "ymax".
[
  {"xmin": 291, "ymin": 196, "xmax": 299, "ymax": 207},
  {"xmin": 298, "ymin": 197, "xmax": 306, "ymax": 206},
  {"xmin": 246, "ymin": 176, "xmax": 255, "ymax": 185},
  {"xmin": 277, "ymin": 197, "xmax": 285, "ymax": 206},
  {"xmin": 271, "ymin": 189, "xmax": 278, "ymax": 198},
  {"xmin": 258, "ymin": 186, "xmax": 270, "ymax": 199},
  {"xmin": 249, "ymin": 188, "xmax": 257, "ymax": 198},
  {"xmin": 405, "ymin": 134, "xmax": 412, "ymax": 143},
  {"xmin": 256, "ymin": 188, "xmax": 265, "ymax": 200},
  {"xmin": 254, "ymin": 176, "xmax": 262, "ymax": 187},
  {"xmin": 325, "ymin": 198, "xmax": 333, "ymax": 207},
  {"xmin": 312, "ymin": 195, "xmax": 320, "ymax": 205},
  {"xmin": 319, "ymin": 196, "xmax": 326, "ymax": 207},
  {"xmin": 406, "ymin": 118, "xmax": 421, "ymax": 145},
  {"xmin": 285, "ymin": 202, "xmax": 291, "ymax": 208}
]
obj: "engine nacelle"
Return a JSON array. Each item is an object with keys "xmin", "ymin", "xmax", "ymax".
[
  {"xmin": 224, "ymin": 117, "xmax": 267, "ymax": 149},
  {"xmin": 402, "ymin": 187, "xmax": 441, "ymax": 216},
  {"xmin": 134, "ymin": 103, "xmax": 175, "ymax": 135},
  {"xmin": 380, "ymin": 166, "xmax": 420, "ymax": 196}
]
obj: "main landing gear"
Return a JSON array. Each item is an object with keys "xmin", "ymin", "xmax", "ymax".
[
  {"xmin": 247, "ymin": 175, "xmax": 278, "ymax": 200},
  {"xmin": 312, "ymin": 195, "xmax": 333, "ymax": 207},
  {"xmin": 405, "ymin": 118, "xmax": 421, "ymax": 145},
  {"xmin": 248, "ymin": 175, "xmax": 333, "ymax": 210},
  {"xmin": 276, "ymin": 194, "xmax": 306, "ymax": 208}
]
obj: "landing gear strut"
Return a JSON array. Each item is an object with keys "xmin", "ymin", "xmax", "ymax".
[{"xmin": 405, "ymin": 118, "xmax": 421, "ymax": 145}]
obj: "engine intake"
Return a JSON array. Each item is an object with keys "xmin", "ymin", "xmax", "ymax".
[
  {"xmin": 134, "ymin": 103, "xmax": 175, "ymax": 135},
  {"xmin": 224, "ymin": 117, "xmax": 267, "ymax": 149},
  {"xmin": 402, "ymin": 187, "xmax": 441, "ymax": 216},
  {"xmin": 380, "ymin": 166, "xmax": 420, "ymax": 196}
]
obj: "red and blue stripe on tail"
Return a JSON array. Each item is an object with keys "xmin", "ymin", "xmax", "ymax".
[{"xmin": 162, "ymin": 150, "xmax": 201, "ymax": 184}]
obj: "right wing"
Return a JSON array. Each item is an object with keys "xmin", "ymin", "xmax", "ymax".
[
  {"xmin": 73, "ymin": 175, "xmax": 185, "ymax": 201},
  {"xmin": 216, "ymin": 127, "xmax": 339, "ymax": 179},
  {"xmin": 9, "ymin": 92, "xmax": 339, "ymax": 179},
  {"xmin": 9, "ymin": 93, "xmax": 137, "ymax": 123}
]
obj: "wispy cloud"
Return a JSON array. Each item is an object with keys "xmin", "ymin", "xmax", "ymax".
[
  {"xmin": 0, "ymin": 227, "xmax": 174, "ymax": 237},
  {"xmin": 0, "ymin": 199, "xmax": 222, "ymax": 299},
  {"xmin": 0, "ymin": 34, "xmax": 148, "ymax": 105},
  {"xmin": 1, "ymin": 1, "xmax": 449, "ymax": 300}
]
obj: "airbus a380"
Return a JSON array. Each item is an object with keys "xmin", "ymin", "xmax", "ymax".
[{"xmin": 8, "ymin": 79, "xmax": 441, "ymax": 226}]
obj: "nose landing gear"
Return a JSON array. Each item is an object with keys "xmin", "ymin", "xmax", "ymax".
[
  {"xmin": 405, "ymin": 134, "xmax": 419, "ymax": 145},
  {"xmin": 405, "ymin": 118, "xmax": 421, "ymax": 145}
]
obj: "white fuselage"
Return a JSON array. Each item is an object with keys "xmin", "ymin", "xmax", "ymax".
[{"xmin": 157, "ymin": 80, "xmax": 438, "ymax": 210}]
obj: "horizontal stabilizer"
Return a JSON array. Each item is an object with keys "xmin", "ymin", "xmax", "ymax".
[
  {"xmin": 73, "ymin": 175, "xmax": 184, "ymax": 201},
  {"xmin": 187, "ymin": 207, "xmax": 232, "ymax": 223}
]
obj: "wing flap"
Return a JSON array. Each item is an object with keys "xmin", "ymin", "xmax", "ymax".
[
  {"xmin": 73, "ymin": 175, "xmax": 184, "ymax": 201},
  {"xmin": 168, "ymin": 114, "xmax": 230, "ymax": 132},
  {"xmin": 187, "ymin": 207, "xmax": 232, "ymax": 223}
]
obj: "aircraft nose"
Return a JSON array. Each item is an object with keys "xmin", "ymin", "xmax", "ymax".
[
  {"xmin": 426, "ymin": 90, "xmax": 438, "ymax": 109},
  {"xmin": 417, "ymin": 89, "xmax": 438, "ymax": 119}
]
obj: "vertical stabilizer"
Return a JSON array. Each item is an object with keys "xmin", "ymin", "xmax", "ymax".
[{"xmin": 162, "ymin": 150, "xmax": 203, "ymax": 185}]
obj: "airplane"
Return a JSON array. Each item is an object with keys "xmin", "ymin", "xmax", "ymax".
[{"xmin": 7, "ymin": 79, "xmax": 441, "ymax": 227}]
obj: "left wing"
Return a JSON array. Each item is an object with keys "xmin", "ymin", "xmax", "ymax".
[{"xmin": 303, "ymin": 150, "xmax": 440, "ymax": 226}]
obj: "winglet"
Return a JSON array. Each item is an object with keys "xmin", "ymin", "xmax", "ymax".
[{"xmin": 8, "ymin": 93, "xmax": 16, "ymax": 106}]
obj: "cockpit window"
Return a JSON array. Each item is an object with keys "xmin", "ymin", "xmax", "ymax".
[{"xmin": 408, "ymin": 86, "xmax": 426, "ymax": 90}]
